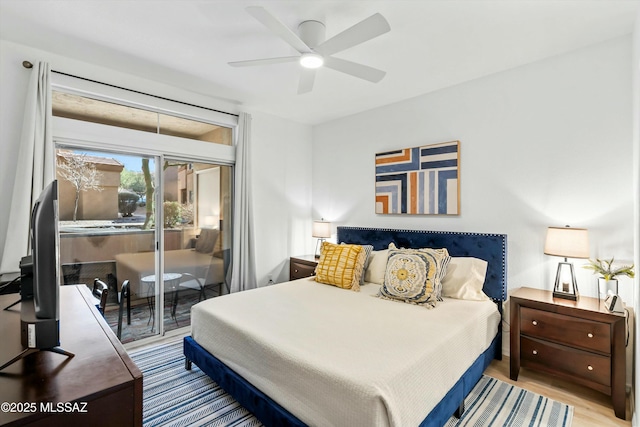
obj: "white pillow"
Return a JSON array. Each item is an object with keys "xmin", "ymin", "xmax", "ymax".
[
  {"xmin": 441, "ymin": 257, "xmax": 489, "ymax": 301},
  {"xmin": 364, "ymin": 249, "xmax": 389, "ymax": 284}
]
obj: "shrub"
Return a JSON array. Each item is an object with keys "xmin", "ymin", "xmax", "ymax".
[
  {"xmin": 118, "ymin": 190, "xmax": 139, "ymax": 217},
  {"xmin": 181, "ymin": 203, "xmax": 194, "ymax": 224},
  {"xmin": 163, "ymin": 201, "xmax": 182, "ymax": 228}
]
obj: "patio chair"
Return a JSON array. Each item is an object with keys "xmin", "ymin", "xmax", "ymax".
[
  {"xmin": 116, "ymin": 280, "xmax": 131, "ymax": 340},
  {"xmin": 92, "ymin": 278, "xmax": 109, "ymax": 316}
]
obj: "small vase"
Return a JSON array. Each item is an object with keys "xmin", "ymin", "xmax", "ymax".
[{"xmin": 597, "ymin": 278, "xmax": 618, "ymax": 299}]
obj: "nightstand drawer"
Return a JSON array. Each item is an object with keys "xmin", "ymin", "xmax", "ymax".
[
  {"xmin": 521, "ymin": 336, "xmax": 611, "ymax": 386},
  {"xmin": 521, "ymin": 307, "xmax": 611, "ymax": 354},
  {"xmin": 290, "ymin": 257, "xmax": 317, "ymax": 280},
  {"xmin": 510, "ymin": 287, "xmax": 626, "ymax": 419}
]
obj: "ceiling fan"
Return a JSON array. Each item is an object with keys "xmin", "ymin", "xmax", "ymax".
[{"xmin": 229, "ymin": 6, "xmax": 391, "ymax": 94}]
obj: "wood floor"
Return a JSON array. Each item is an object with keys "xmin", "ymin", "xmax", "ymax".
[{"xmin": 485, "ymin": 356, "xmax": 631, "ymax": 426}]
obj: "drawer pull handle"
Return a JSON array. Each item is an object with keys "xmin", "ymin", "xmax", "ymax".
[
  {"xmin": 587, "ymin": 333, "xmax": 593, "ymax": 338},
  {"xmin": 532, "ymin": 320, "xmax": 538, "ymax": 326},
  {"xmin": 532, "ymin": 350, "xmax": 538, "ymax": 355},
  {"xmin": 587, "ymin": 365, "xmax": 594, "ymax": 371}
]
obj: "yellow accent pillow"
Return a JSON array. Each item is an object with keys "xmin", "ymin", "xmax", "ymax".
[{"xmin": 315, "ymin": 242, "xmax": 365, "ymax": 291}]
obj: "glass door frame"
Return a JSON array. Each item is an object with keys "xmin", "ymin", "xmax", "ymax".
[
  {"xmin": 53, "ymin": 117, "xmax": 236, "ymax": 345},
  {"xmin": 159, "ymin": 158, "xmax": 232, "ymax": 334}
]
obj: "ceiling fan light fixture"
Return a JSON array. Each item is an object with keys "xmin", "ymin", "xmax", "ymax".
[
  {"xmin": 231, "ymin": 7, "xmax": 390, "ymax": 92},
  {"xmin": 300, "ymin": 53, "xmax": 324, "ymax": 69}
]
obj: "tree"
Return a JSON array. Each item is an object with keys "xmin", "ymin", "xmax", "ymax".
[
  {"xmin": 120, "ymin": 169, "xmax": 146, "ymax": 194},
  {"xmin": 141, "ymin": 158, "xmax": 154, "ymax": 229},
  {"xmin": 57, "ymin": 154, "xmax": 103, "ymax": 221}
]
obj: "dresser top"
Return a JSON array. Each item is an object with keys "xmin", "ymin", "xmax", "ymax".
[
  {"xmin": 0, "ymin": 285, "xmax": 142, "ymax": 425},
  {"xmin": 511, "ymin": 286, "xmax": 624, "ymax": 317},
  {"xmin": 291, "ymin": 254, "xmax": 319, "ymax": 263}
]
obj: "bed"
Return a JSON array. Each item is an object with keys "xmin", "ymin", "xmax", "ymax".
[{"xmin": 184, "ymin": 226, "xmax": 507, "ymax": 426}]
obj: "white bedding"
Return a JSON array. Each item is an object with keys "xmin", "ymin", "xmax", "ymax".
[{"xmin": 191, "ymin": 278, "xmax": 500, "ymax": 427}]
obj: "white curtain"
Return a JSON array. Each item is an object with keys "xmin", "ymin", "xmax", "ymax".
[
  {"xmin": 227, "ymin": 112, "xmax": 257, "ymax": 292},
  {"xmin": 0, "ymin": 62, "xmax": 54, "ymax": 274}
]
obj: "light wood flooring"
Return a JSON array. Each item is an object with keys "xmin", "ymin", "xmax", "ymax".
[{"xmin": 486, "ymin": 356, "xmax": 631, "ymax": 426}]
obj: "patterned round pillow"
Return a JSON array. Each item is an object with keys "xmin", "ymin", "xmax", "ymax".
[{"xmin": 378, "ymin": 250, "xmax": 438, "ymax": 307}]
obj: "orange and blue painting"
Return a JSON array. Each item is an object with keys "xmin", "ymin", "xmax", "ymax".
[{"xmin": 375, "ymin": 141, "xmax": 460, "ymax": 215}]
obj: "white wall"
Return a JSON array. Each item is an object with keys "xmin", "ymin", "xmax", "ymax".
[
  {"xmin": 0, "ymin": 40, "xmax": 313, "ymax": 285},
  {"xmin": 250, "ymin": 110, "xmax": 314, "ymax": 285},
  {"xmin": 313, "ymin": 36, "xmax": 635, "ymax": 303}
]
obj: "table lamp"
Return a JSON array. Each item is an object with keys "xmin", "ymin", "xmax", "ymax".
[
  {"xmin": 312, "ymin": 219, "xmax": 331, "ymax": 258},
  {"xmin": 544, "ymin": 226, "xmax": 589, "ymax": 300}
]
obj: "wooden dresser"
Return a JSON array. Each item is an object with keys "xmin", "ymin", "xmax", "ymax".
[
  {"xmin": 510, "ymin": 287, "xmax": 626, "ymax": 419},
  {"xmin": 289, "ymin": 255, "xmax": 318, "ymax": 280},
  {"xmin": 0, "ymin": 285, "xmax": 143, "ymax": 426}
]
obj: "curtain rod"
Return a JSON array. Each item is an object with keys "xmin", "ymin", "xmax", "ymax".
[{"xmin": 22, "ymin": 60, "xmax": 239, "ymax": 118}]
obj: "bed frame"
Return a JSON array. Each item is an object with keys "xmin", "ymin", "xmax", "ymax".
[{"xmin": 184, "ymin": 226, "xmax": 507, "ymax": 427}]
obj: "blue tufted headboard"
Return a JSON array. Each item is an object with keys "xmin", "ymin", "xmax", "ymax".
[{"xmin": 337, "ymin": 226, "xmax": 507, "ymax": 303}]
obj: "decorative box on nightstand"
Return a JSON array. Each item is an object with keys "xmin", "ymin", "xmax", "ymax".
[
  {"xmin": 510, "ymin": 287, "xmax": 626, "ymax": 419},
  {"xmin": 289, "ymin": 255, "xmax": 318, "ymax": 280}
]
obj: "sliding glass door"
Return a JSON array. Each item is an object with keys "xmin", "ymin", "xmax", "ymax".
[
  {"xmin": 51, "ymin": 82, "xmax": 237, "ymax": 344},
  {"xmin": 56, "ymin": 147, "xmax": 162, "ymax": 343},
  {"xmin": 161, "ymin": 160, "xmax": 232, "ymax": 333},
  {"xmin": 55, "ymin": 145, "xmax": 233, "ymax": 343}
]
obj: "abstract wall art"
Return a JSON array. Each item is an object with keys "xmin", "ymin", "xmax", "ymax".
[{"xmin": 375, "ymin": 140, "xmax": 460, "ymax": 215}]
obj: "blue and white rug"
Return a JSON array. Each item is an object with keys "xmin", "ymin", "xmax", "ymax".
[
  {"xmin": 130, "ymin": 339, "xmax": 573, "ymax": 427},
  {"xmin": 130, "ymin": 338, "xmax": 262, "ymax": 426},
  {"xmin": 444, "ymin": 375, "xmax": 573, "ymax": 426}
]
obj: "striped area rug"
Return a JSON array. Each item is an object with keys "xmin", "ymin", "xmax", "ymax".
[
  {"xmin": 444, "ymin": 375, "xmax": 573, "ymax": 426},
  {"xmin": 130, "ymin": 338, "xmax": 263, "ymax": 427},
  {"xmin": 129, "ymin": 338, "xmax": 573, "ymax": 427}
]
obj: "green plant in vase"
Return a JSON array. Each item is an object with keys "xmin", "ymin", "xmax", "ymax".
[{"xmin": 584, "ymin": 258, "xmax": 635, "ymax": 298}]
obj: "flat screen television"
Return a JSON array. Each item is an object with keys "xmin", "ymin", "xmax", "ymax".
[
  {"xmin": 0, "ymin": 180, "xmax": 73, "ymax": 371},
  {"xmin": 31, "ymin": 179, "xmax": 60, "ymax": 321}
]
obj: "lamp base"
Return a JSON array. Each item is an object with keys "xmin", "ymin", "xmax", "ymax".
[
  {"xmin": 314, "ymin": 238, "xmax": 326, "ymax": 259},
  {"xmin": 552, "ymin": 261, "xmax": 579, "ymax": 301},
  {"xmin": 552, "ymin": 290, "xmax": 578, "ymax": 301}
]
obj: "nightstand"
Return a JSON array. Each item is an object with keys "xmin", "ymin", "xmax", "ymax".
[
  {"xmin": 510, "ymin": 287, "xmax": 626, "ymax": 419},
  {"xmin": 290, "ymin": 255, "xmax": 318, "ymax": 280}
]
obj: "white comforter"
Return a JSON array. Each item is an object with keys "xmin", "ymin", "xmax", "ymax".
[{"xmin": 191, "ymin": 278, "xmax": 500, "ymax": 427}]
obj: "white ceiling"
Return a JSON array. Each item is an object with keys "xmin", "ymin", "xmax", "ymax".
[{"xmin": 1, "ymin": 0, "xmax": 638, "ymax": 125}]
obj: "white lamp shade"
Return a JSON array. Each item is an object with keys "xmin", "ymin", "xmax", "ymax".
[
  {"xmin": 544, "ymin": 227, "xmax": 589, "ymax": 259},
  {"xmin": 312, "ymin": 220, "xmax": 331, "ymax": 238}
]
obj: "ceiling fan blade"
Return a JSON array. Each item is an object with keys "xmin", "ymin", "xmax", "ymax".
[
  {"xmin": 324, "ymin": 57, "xmax": 386, "ymax": 83},
  {"xmin": 228, "ymin": 56, "xmax": 299, "ymax": 67},
  {"xmin": 246, "ymin": 6, "xmax": 311, "ymax": 54},
  {"xmin": 298, "ymin": 69, "xmax": 316, "ymax": 94},
  {"xmin": 315, "ymin": 13, "xmax": 390, "ymax": 56}
]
